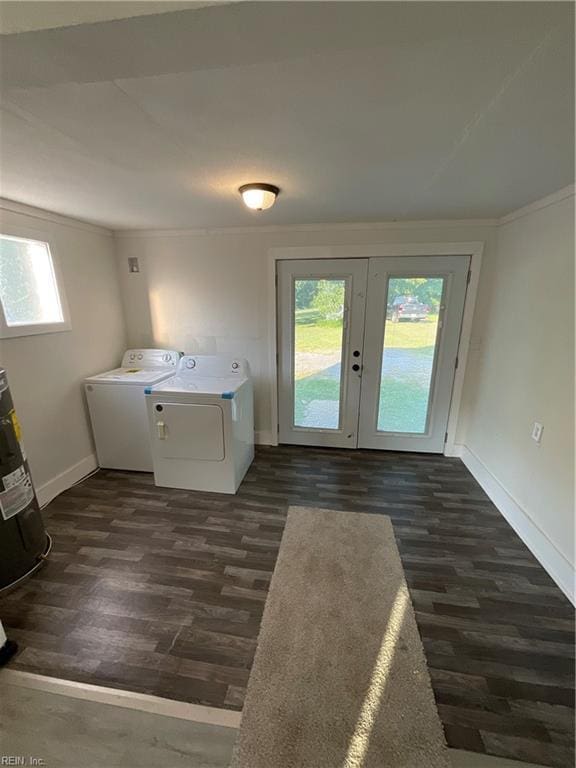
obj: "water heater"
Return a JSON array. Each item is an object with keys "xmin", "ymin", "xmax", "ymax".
[{"xmin": 0, "ymin": 368, "xmax": 50, "ymax": 592}]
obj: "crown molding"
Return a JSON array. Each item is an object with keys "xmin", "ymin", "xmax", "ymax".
[
  {"xmin": 113, "ymin": 217, "xmax": 498, "ymax": 239},
  {"xmin": 0, "ymin": 198, "xmax": 113, "ymax": 237},
  {"xmin": 498, "ymin": 184, "xmax": 575, "ymax": 227},
  {"xmin": 4, "ymin": 186, "xmax": 572, "ymax": 240}
]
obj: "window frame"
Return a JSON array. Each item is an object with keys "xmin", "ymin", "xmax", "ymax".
[{"xmin": 0, "ymin": 226, "xmax": 71, "ymax": 340}]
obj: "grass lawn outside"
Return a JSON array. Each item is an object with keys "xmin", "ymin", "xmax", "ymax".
[
  {"xmin": 293, "ymin": 315, "xmax": 439, "ymax": 432},
  {"xmin": 294, "ymin": 376, "xmax": 341, "ymax": 427},
  {"xmin": 377, "ymin": 377, "xmax": 431, "ymax": 432},
  {"xmin": 295, "ymin": 316, "xmax": 439, "ymax": 356}
]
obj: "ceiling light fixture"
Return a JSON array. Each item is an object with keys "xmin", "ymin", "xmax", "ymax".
[{"xmin": 239, "ymin": 183, "xmax": 279, "ymax": 211}]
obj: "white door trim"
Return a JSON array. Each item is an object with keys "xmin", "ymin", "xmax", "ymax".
[
  {"xmin": 358, "ymin": 255, "xmax": 469, "ymax": 452},
  {"xmin": 267, "ymin": 241, "xmax": 484, "ymax": 453}
]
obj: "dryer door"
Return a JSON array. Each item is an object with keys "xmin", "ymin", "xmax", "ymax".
[{"xmin": 154, "ymin": 403, "xmax": 225, "ymax": 460}]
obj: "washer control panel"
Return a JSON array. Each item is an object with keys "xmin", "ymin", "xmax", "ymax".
[{"xmin": 121, "ymin": 349, "xmax": 182, "ymax": 368}]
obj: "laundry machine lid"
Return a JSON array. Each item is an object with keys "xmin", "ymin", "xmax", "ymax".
[
  {"xmin": 85, "ymin": 367, "xmax": 176, "ymax": 386},
  {"xmin": 149, "ymin": 375, "xmax": 247, "ymax": 396}
]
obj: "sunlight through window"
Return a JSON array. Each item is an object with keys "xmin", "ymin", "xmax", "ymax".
[{"xmin": 0, "ymin": 234, "xmax": 65, "ymax": 334}]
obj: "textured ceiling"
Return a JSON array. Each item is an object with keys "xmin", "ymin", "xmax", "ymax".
[{"xmin": 0, "ymin": 2, "xmax": 573, "ymax": 230}]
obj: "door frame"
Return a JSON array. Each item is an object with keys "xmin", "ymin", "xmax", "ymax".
[
  {"xmin": 357, "ymin": 255, "xmax": 470, "ymax": 453},
  {"xmin": 267, "ymin": 241, "xmax": 484, "ymax": 456},
  {"xmin": 277, "ymin": 258, "xmax": 369, "ymax": 448}
]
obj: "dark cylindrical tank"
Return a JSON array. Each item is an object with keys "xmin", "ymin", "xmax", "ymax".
[{"xmin": 0, "ymin": 368, "xmax": 49, "ymax": 591}]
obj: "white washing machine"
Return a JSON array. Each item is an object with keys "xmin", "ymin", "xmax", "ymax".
[
  {"xmin": 145, "ymin": 355, "xmax": 254, "ymax": 494},
  {"xmin": 85, "ymin": 349, "xmax": 181, "ymax": 472}
]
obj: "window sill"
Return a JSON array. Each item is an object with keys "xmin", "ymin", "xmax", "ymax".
[{"xmin": 0, "ymin": 321, "xmax": 72, "ymax": 340}]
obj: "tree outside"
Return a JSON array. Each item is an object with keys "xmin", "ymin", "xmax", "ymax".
[{"xmin": 386, "ymin": 277, "xmax": 442, "ymax": 310}]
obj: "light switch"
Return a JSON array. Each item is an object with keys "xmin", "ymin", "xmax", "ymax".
[{"xmin": 531, "ymin": 422, "xmax": 543, "ymax": 444}]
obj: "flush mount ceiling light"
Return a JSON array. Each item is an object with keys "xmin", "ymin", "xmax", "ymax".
[{"xmin": 239, "ymin": 183, "xmax": 279, "ymax": 211}]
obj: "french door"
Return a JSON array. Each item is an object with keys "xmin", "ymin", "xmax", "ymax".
[
  {"xmin": 277, "ymin": 256, "xmax": 469, "ymax": 453},
  {"xmin": 277, "ymin": 259, "xmax": 368, "ymax": 448}
]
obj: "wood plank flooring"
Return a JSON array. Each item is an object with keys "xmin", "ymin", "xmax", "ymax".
[{"xmin": 1, "ymin": 446, "xmax": 573, "ymax": 767}]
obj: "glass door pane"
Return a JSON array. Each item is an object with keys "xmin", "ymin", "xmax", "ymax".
[
  {"xmin": 294, "ymin": 278, "xmax": 346, "ymax": 429},
  {"xmin": 378, "ymin": 277, "xmax": 445, "ymax": 434}
]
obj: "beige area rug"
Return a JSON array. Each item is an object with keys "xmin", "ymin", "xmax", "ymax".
[{"xmin": 232, "ymin": 506, "xmax": 450, "ymax": 768}]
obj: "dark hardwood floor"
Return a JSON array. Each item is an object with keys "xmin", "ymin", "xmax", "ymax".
[{"xmin": 1, "ymin": 446, "xmax": 574, "ymax": 767}]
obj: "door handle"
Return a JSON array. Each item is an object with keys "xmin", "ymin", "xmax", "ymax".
[{"xmin": 156, "ymin": 421, "xmax": 167, "ymax": 439}]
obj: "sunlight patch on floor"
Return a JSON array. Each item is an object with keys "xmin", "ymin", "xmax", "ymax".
[{"xmin": 342, "ymin": 587, "xmax": 409, "ymax": 768}]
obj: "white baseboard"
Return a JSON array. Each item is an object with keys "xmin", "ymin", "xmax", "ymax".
[
  {"xmin": 255, "ymin": 430, "xmax": 275, "ymax": 446},
  {"xmin": 460, "ymin": 446, "xmax": 575, "ymax": 604},
  {"xmin": 444, "ymin": 442, "xmax": 464, "ymax": 458},
  {"xmin": 36, "ymin": 454, "xmax": 98, "ymax": 508}
]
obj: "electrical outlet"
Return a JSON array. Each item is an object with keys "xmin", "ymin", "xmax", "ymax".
[{"xmin": 531, "ymin": 422, "xmax": 543, "ymax": 444}]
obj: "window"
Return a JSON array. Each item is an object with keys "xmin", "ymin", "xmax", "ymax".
[{"xmin": 0, "ymin": 233, "xmax": 70, "ymax": 338}]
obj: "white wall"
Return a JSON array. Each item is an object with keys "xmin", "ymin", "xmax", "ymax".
[
  {"xmin": 3, "ymin": 191, "xmax": 569, "ymax": 599},
  {"xmin": 115, "ymin": 221, "xmax": 496, "ymax": 443},
  {"xmin": 0, "ymin": 201, "xmax": 127, "ymax": 502},
  {"xmin": 459, "ymin": 187, "xmax": 575, "ymax": 600},
  {"xmin": 115, "ymin": 202, "xmax": 574, "ymax": 600}
]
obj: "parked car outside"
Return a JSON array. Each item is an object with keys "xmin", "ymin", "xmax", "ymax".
[{"xmin": 387, "ymin": 295, "xmax": 430, "ymax": 322}]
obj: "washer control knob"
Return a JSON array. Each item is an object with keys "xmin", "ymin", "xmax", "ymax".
[
  {"xmin": 137, "ymin": 353, "xmax": 143, "ymax": 360},
  {"xmin": 185, "ymin": 358, "xmax": 196, "ymax": 369},
  {"xmin": 232, "ymin": 362, "xmax": 239, "ymax": 370}
]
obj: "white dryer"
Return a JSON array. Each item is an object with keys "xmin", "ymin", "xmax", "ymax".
[
  {"xmin": 85, "ymin": 349, "xmax": 181, "ymax": 472},
  {"xmin": 145, "ymin": 356, "xmax": 254, "ymax": 494}
]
